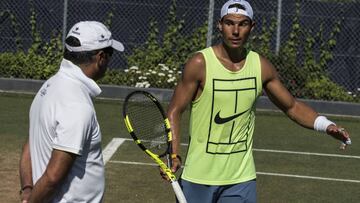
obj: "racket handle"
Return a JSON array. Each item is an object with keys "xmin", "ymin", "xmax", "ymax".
[{"xmin": 171, "ymin": 181, "xmax": 187, "ymax": 203}]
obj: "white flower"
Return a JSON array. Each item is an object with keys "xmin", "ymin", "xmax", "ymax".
[
  {"xmin": 158, "ymin": 73, "xmax": 165, "ymax": 77},
  {"xmin": 124, "ymin": 69, "xmax": 129, "ymax": 73},
  {"xmin": 158, "ymin": 64, "xmax": 169, "ymax": 71},
  {"xmin": 135, "ymin": 81, "xmax": 150, "ymax": 88},
  {"xmin": 136, "ymin": 71, "xmax": 141, "ymax": 74},
  {"xmin": 135, "ymin": 82, "xmax": 143, "ymax": 88},
  {"xmin": 129, "ymin": 66, "xmax": 139, "ymax": 70}
]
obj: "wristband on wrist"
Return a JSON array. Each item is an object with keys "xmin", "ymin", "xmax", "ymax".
[
  {"xmin": 19, "ymin": 185, "xmax": 33, "ymax": 195},
  {"xmin": 314, "ymin": 116, "xmax": 335, "ymax": 132},
  {"xmin": 171, "ymin": 153, "xmax": 182, "ymax": 162}
]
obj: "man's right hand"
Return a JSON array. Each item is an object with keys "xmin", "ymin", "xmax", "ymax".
[{"xmin": 160, "ymin": 155, "xmax": 182, "ymax": 181}]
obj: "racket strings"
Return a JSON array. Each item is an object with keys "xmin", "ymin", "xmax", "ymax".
[{"xmin": 126, "ymin": 95, "xmax": 168, "ymax": 155}]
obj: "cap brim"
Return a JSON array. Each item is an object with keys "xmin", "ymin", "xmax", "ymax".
[{"xmin": 112, "ymin": 40, "xmax": 124, "ymax": 52}]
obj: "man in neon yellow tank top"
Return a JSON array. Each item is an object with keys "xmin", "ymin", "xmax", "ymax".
[{"xmin": 165, "ymin": 0, "xmax": 351, "ymax": 202}]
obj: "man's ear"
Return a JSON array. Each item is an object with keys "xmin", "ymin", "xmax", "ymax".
[
  {"xmin": 250, "ymin": 21, "xmax": 256, "ymax": 32},
  {"xmin": 96, "ymin": 50, "xmax": 106, "ymax": 65},
  {"xmin": 217, "ymin": 21, "xmax": 223, "ymax": 32}
]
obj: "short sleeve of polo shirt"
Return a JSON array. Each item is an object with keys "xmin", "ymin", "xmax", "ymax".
[{"xmin": 53, "ymin": 103, "xmax": 94, "ymax": 155}]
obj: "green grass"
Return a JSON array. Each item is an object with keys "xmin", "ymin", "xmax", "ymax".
[{"xmin": 1, "ymin": 92, "xmax": 359, "ymax": 203}]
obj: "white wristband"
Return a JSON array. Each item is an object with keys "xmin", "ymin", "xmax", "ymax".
[{"xmin": 314, "ymin": 116, "xmax": 335, "ymax": 132}]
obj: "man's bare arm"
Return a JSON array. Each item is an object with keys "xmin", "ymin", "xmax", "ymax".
[
  {"xmin": 167, "ymin": 53, "xmax": 205, "ymax": 172},
  {"xmin": 19, "ymin": 139, "xmax": 33, "ymax": 203},
  {"xmin": 29, "ymin": 149, "xmax": 76, "ymax": 202},
  {"xmin": 261, "ymin": 56, "xmax": 351, "ymax": 148}
]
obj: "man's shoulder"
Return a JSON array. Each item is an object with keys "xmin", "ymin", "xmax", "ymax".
[
  {"xmin": 245, "ymin": 49, "xmax": 260, "ymax": 57},
  {"xmin": 186, "ymin": 51, "xmax": 206, "ymax": 67},
  {"xmin": 43, "ymin": 73, "xmax": 92, "ymax": 105},
  {"xmin": 51, "ymin": 72, "xmax": 85, "ymax": 93}
]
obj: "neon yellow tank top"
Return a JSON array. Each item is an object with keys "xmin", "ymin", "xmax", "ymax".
[{"xmin": 181, "ymin": 47, "xmax": 262, "ymax": 185}]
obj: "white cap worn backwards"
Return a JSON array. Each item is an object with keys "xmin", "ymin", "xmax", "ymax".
[
  {"xmin": 65, "ymin": 21, "xmax": 124, "ymax": 52},
  {"xmin": 221, "ymin": 0, "xmax": 253, "ymax": 20}
]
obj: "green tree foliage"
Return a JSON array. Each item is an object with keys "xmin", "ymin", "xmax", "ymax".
[
  {"xmin": 248, "ymin": 2, "xmax": 357, "ymax": 102},
  {"xmin": 0, "ymin": 0, "xmax": 358, "ymax": 102},
  {"xmin": 119, "ymin": 0, "xmax": 208, "ymax": 88},
  {"xmin": 0, "ymin": 1, "xmax": 62, "ymax": 79}
]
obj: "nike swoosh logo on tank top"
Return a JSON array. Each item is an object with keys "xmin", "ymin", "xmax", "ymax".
[{"xmin": 214, "ymin": 109, "xmax": 249, "ymax": 124}]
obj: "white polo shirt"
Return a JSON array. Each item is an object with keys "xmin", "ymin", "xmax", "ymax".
[{"xmin": 29, "ymin": 59, "xmax": 104, "ymax": 203}]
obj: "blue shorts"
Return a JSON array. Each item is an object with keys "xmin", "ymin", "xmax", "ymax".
[{"xmin": 178, "ymin": 179, "xmax": 257, "ymax": 203}]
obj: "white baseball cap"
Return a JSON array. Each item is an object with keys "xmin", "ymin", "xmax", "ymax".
[
  {"xmin": 221, "ymin": 0, "xmax": 253, "ymax": 20},
  {"xmin": 65, "ymin": 21, "xmax": 124, "ymax": 52}
]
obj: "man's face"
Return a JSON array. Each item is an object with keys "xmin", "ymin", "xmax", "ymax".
[{"xmin": 218, "ymin": 14, "xmax": 254, "ymax": 49}]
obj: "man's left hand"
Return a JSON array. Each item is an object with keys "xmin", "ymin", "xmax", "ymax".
[{"xmin": 326, "ymin": 125, "xmax": 351, "ymax": 150}]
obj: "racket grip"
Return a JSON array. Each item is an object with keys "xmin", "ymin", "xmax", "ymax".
[{"xmin": 171, "ymin": 181, "xmax": 187, "ymax": 203}]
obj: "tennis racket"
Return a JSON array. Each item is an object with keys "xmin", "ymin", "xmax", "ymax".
[{"xmin": 122, "ymin": 90, "xmax": 187, "ymax": 203}]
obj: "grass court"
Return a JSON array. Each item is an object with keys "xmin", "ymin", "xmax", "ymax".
[{"xmin": 1, "ymin": 92, "xmax": 359, "ymax": 202}]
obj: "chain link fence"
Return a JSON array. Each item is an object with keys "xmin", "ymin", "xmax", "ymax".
[{"xmin": 1, "ymin": 0, "xmax": 359, "ymax": 102}]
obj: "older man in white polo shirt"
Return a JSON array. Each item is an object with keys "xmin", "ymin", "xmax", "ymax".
[{"xmin": 19, "ymin": 21, "xmax": 124, "ymax": 203}]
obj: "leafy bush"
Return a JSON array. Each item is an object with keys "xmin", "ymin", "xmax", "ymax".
[
  {"xmin": 304, "ymin": 76, "xmax": 357, "ymax": 101},
  {"xmin": 121, "ymin": 0, "xmax": 207, "ymax": 88},
  {"xmin": 0, "ymin": 0, "xmax": 358, "ymax": 103},
  {"xmin": 248, "ymin": 2, "xmax": 357, "ymax": 102},
  {"xmin": 0, "ymin": 51, "xmax": 59, "ymax": 79},
  {"xmin": 0, "ymin": 4, "xmax": 62, "ymax": 80}
]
